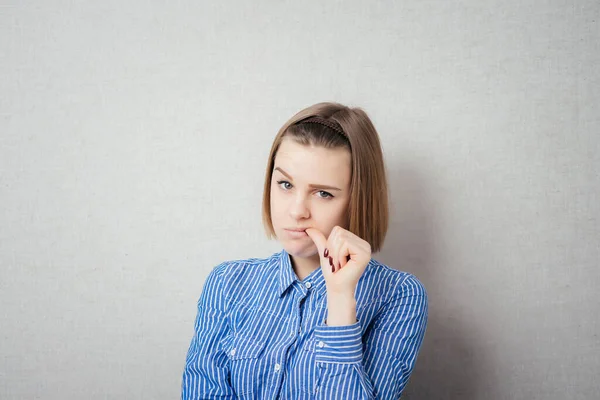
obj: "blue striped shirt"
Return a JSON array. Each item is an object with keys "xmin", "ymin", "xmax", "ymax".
[{"xmin": 182, "ymin": 249, "xmax": 428, "ymax": 399}]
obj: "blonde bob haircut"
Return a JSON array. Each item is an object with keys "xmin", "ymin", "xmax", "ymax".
[{"xmin": 262, "ymin": 102, "xmax": 389, "ymax": 253}]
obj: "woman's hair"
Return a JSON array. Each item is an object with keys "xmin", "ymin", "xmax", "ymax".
[{"xmin": 262, "ymin": 102, "xmax": 389, "ymax": 252}]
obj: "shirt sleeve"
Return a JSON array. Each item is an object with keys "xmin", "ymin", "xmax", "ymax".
[
  {"xmin": 313, "ymin": 274, "xmax": 428, "ymax": 399},
  {"xmin": 181, "ymin": 264, "xmax": 235, "ymax": 400}
]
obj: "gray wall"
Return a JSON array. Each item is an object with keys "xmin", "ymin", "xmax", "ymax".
[{"xmin": 1, "ymin": 1, "xmax": 598, "ymax": 399}]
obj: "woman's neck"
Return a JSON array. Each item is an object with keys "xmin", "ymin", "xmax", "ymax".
[{"xmin": 290, "ymin": 253, "xmax": 320, "ymax": 281}]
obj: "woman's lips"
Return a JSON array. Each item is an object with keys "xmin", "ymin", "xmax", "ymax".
[{"xmin": 284, "ymin": 229, "xmax": 308, "ymax": 238}]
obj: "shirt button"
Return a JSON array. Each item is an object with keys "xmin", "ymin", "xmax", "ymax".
[
  {"xmin": 230, "ymin": 348, "xmax": 236, "ymax": 356},
  {"xmin": 317, "ymin": 341, "xmax": 325, "ymax": 348},
  {"xmin": 305, "ymin": 281, "xmax": 312, "ymax": 289},
  {"xmin": 274, "ymin": 363, "xmax": 281, "ymax": 372}
]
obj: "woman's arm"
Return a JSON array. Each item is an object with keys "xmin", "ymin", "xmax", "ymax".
[
  {"xmin": 181, "ymin": 264, "xmax": 235, "ymax": 400},
  {"xmin": 313, "ymin": 275, "xmax": 428, "ymax": 399}
]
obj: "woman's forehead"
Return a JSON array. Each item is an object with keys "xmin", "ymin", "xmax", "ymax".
[{"xmin": 274, "ymin": 139, "xmax": 351, "ymax": 186}]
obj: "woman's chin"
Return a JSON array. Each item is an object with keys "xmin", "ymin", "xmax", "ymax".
[{"xmin": 282, "ymin": 240, "xmax": 317, "ymax": 258}]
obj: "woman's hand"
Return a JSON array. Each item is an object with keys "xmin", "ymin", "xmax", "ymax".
[{"xmin": 305, "ymin": 226, "xmax": 372, "ymax": 295}]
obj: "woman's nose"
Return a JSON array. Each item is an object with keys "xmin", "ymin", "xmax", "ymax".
[{"xmin": 289, "ymin": 196, "xmax": 309, "ymax": 219}]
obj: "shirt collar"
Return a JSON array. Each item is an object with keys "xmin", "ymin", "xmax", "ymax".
[{"xmin": 277, "ymin": 248, "xmax": 326, "ymax": 298}]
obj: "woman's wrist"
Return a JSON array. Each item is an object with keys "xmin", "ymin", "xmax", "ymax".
[{"xmin": 325, "ymin": 291, "xmax": 357, "ymax": 326}]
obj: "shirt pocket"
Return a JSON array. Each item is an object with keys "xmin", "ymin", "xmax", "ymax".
[{"xmin": 223, "ymin": 334, "xmax": 269, "ymax": 396}]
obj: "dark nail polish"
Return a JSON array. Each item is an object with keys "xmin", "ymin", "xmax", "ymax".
[
  {"xmin": 331, "ymin": 264, "xmax": 335, "ymax": 273},
  {"xmin": 324, "ymin": 248, "xmax": 329, "ymax": 258},
  {"xmin": 328, "ymin": 256, "xmax": 334, "ymax": 267}
]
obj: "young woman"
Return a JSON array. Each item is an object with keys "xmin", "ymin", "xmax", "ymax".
[{"xmin": 181, "ymin": 102, "xmax": 428, "ymax": 399}]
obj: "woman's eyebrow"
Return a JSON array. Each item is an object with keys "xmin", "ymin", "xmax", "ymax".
[{"xmin": 274, "ymin": 167, "xmax": 342, "ymax": 191}]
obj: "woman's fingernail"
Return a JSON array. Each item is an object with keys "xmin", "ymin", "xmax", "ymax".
[
  {"xmin": 324, "ymin": 248, "xmax": 329, "ymax": 258},
  {"xmin": 328, "ymin": 256, "xmax": 334, "ymax": 269},
  {"xmin": 331, "ymin": 264, "xmax": 335, "ymax": 273}
]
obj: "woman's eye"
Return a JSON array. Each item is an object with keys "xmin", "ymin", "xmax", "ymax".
[
  {"xmin": 317, "ymin": 191, "xmax": 333, "ymax": 199},
  {"xmin": 277, "ymin": 180, "xmax": 292, "ymax": 190},
  {"xmin": 276, "ymin": 180, "xmax": 333, "ymax": 199}
]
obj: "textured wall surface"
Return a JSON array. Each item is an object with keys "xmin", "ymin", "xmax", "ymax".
[{"xmin": 1, "ymin": 1, "xmax": 598, "ymax": 398}]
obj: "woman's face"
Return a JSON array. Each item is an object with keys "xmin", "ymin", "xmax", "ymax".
[{"xmin": 270, "ymin": 137, "xmax": 351, "ymax": 259}]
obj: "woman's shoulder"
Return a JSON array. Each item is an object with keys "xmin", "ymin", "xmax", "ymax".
[
  {"xmin": 206, "ymin": 251, "xmax": 280, "ymax": 286},
  {"xmin": 362, "ymin": 258, "xmax": 428, "ymax": 300},
  {"xmin": 200, "ymin": 252, "xmax": 280, "ymax": 304}
]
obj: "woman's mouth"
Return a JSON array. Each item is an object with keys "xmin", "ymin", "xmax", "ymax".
[{"xmin": 284, "ymin": 228, "xmax": 308, "ymax": 238}]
